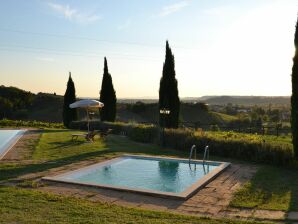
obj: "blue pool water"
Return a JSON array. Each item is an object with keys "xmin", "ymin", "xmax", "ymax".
[
  {"xmin": 62, "ymin": 157, "xmax": 219, "ymax": 193},
  {"xmin": 0, "ymin": 130, "xmax": 25, "ymax": 159}
]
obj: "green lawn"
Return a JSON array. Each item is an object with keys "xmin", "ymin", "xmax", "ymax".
[
  {"xmin": 0, "ymin": 130, "xmax": 273, "ymax": 223},
  {"xmin": 230, "ymin": 166, "xmax": 298, "ymax": 211},
  {"xmin": 0, "ymin": 186, "xmax": 272, "ymax": 224},
  {"xmin": 0, "ymin": 130, "xmax": 190, "ymax": 182}
]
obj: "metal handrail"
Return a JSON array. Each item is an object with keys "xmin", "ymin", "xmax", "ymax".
[
  {"xmin": 189, "ymin": 145, "xmax": 197, "ymax": 162},
  {"xmin": 203, "ymin": 145, "xmax": 209, "ymax": 164},
  {"xmin": 189, "ymin": 145, "xmax": 197, "ymax": 170}
]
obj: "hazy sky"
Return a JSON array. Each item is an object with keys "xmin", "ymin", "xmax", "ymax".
[{"xmin": 0, "ymin": 0, "xmax": 297, "ymax": 98}]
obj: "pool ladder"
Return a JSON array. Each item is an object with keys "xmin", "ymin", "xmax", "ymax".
[
  {"xmin": 189, "ymin": 145, "xmax": 210, "ymax": 173},
  {"xmin": 189, "ymin": 145, "xmax": 209, "ymax": 164}
]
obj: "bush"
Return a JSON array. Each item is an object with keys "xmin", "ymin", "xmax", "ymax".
[
  {"xmin": 70, "ymin": 121, "xmax": 294, "ymax": 166},
  {"xmin": 0, "ymin": 119, "xmax": 64, "ymax": 129},
  {"xmin": 127, "ymin": 125, "xmax": 159, "ymax": 143}
]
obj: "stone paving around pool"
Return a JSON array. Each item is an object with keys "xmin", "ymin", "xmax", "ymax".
[
  {"xmin": 1, "ymin": 130, "xmax": 298, "ymax": 222},
  {"xmin": 38, "ymin": 163, "xmax": 289, "ymax": 222}
]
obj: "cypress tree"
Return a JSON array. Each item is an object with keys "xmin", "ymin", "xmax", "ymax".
[
  {"xmin": 159, "ymin": 41, "xmax": 180, "ymax": 128},
  {"xmin": 291, "ymin": 17, "xmax": 298, "ymax": 159},
  {"xmin": 99, "ymin": 57, "xmax": 117, "ymax": 121},
  {"xmin": 62, "ymin": 72, "xmax": 77, "ymax": 128}
]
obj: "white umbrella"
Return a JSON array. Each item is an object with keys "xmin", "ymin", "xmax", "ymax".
[{"xmin": 69, "ymin": 99, "xmax": 104, "ymax": 132}]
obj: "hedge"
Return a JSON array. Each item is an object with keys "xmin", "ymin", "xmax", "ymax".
[
  {"xmin": 70, "ymin": 121, "xmax": 294, "ymax": 166},
  {"xmin": 0, "ymin": 119, "xmax": 64, "ymax": 129}
]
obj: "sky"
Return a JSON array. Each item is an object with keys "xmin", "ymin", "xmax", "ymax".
[{"xmin": 0, "ymin": 0, "xmax": 297, "ymax": 98}]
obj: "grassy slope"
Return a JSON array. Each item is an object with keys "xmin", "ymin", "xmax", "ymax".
[
  {"xmin": 0, "ymin": 130, "xmax": 271, "ymax": 224},
  {"xmin": 211, "ymin": 112, "xmax": 237, "ymax": 123},
  {"xmin": 230, "ymin": 166, "xmax": 298, "ymax": 211}
]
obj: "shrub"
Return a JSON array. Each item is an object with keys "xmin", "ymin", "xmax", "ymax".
[
  {"xmin": 70, "ymin": 121, "xmax": 294, "ymax": 165},
  {"xmin": 0, "ymin": 119, "xmax": 64, "ymax": 129},
  {"xmin": 127, "ymin": 125, "xmax": 159, "ymax": 143}
]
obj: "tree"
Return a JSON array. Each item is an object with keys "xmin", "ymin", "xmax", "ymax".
[
  {"xmin": 291, "ymin": 16, "xmax": 298, "ymax": 159},
  {"xmin": 99, "ymin": 57, "xmax": 117, "ymax": 121},
  {"xmin": 0, "ymin": 96, "xmax": 13, "ymax": 119},
  {"xmin": 159, "ymin": 41, "xmax": 180, "ymax": 128},
  {"xmin": 62, "ymin": 72, "xmax": 77, "ymax": 128}
]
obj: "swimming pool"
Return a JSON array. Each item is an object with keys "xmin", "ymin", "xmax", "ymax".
[
  {"xmin": 44, "ymin": 155, "xmax": 230, "ymax": 199},
  {"xmin": 0, "ymin": 129, "xmax": 26, "ymax": 159}
]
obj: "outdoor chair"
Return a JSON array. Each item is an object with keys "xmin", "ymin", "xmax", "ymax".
[
  {"xmin": 99, "ymin": 128, "xmax": 113, "ymax": 140},
  {"xmin": 71, "ymin": 130, "xmax": 97, "ymax": 142}
]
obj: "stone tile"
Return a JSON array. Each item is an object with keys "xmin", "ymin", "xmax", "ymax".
[
  {"xmin": 202, "ymin": 196, "xmax": 219, "ymax": 204},
  {"xmin": 113, "ymin": 199, "xmax": 142, "ymax": 208},
  {"xmin": 253, "ymin": 210, "xmax": 285, "ymax": 220},
  {"xmin": 177, "ymin": 205, "xmax": 209, "ymax": 213},
  {"xmin": 89, "ymin": 194, "xmax": 118, "ymax": 203},
  {"xmin": 207, "ymin": 206, "xmax": 224, "ymax": 215},
  {"xmin": 224, "ymin": 209, "xmax": 254, "ymax": 219}
]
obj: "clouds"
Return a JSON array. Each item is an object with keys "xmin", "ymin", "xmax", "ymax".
[
  {"xmin": 47, "ymin": 2, "xmax": 100, "ymax": 24},
  {"xmin": 159, "ymin": 0, "xmax": 189, "ymax": 17}
]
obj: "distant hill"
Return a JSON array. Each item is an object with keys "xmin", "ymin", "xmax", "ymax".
[
  {"xmin": 0, "ymin": 85, "xmax": 289, "ymax": 124},
  {"xmin": 0, "ymin": 85, "xmax": 63, "ymax": 122},
  {"xmin": 202, "ymin": 96, "xmax": 290, "ymax": 106},
  {"xmin": 120, "ymin": 96, "xmax": 290, "ymax": 106},
  {"xmin": 116, "ymin": 102, "xmax": 234, "ymax": 125}
]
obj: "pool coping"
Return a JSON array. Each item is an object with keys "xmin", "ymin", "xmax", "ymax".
[
  {"xmin": 0, "ymin": 129, "xmax": 27, "ymax": 160},
  {"xmin": 42, "ymin": 154, "xmax": 231, "ymax": 199}
]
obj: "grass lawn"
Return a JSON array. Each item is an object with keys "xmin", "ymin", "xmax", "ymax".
[
  {"xmin": 0, "ymin": 186, "xmax": 273, "ymax": 224},
  {"xmin": 0, "ymin": 129, "xmax": 274, "ymax": 223},
  {"xmin": 230, "ymin": 166, "xmax": 298, "ymax": 211},
  {"xmin": 0, "ymin": 130, "xmax": 190, "ymax": 182}
]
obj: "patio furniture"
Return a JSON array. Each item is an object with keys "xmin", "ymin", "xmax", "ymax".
[
  {"xmin": 71, "ymin": 131, "xmax": 97, "ymax": 142},
  {"xmin": 99, "ymin": 129, "xmax": 113, "ymax": 139}
]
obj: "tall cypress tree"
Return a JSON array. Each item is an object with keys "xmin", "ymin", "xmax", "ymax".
[
  {"xmin": 291, "ymin": 17, "xmax": 298, "ymax": 159},
  {"xmin": 63, "ymin": 72, "xmax": 77, "ymax": 128},
  {"xmin": 159, "ymin": 41, "xmax": 180, "ymax": 128},
  {"xmin": 99, "ymin": 57, "xmax": 117, "ymax": 121}
]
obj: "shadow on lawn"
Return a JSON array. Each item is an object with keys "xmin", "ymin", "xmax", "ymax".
[
  {"xmin": 239, "ymin": 165, "xmax": 298, "ymax": 212},
  {"xmin": 48, "ymin": 140, "xmax": 86, "ymax": 149},
  {"xmin": 0, "ymin": 149, "xmax": 110, "ymax": 182},
  {"xmin": 0, "ymin": 135, "xmax": 187, "ymax": 182}
]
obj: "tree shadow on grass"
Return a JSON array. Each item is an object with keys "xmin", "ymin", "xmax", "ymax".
[
  {"xmin": 48, "ymin": 140, "xmax": 87, "ymax": 149},
  {"xmin": 1, "ymin": 135, "xmax": 190, "ymax": 185},
  {"xmin": 233, "ymin": 165, "xmax": 298, "ymax": 212},
  {"xmin": 0, "ymin": 149, "xmax": 112, "ymax": 182}
]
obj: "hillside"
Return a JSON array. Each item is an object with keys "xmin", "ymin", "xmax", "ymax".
[
  {"xmin": 119, "ymin": 95, "xmax": 290, "ymax": 106},
  {"xmin": 116, "ymin": 102, "xmax": 233, "ymax": 125},
  {"xmin": 1, "ymin": 85, "xmax": 287, "ymax": 125},
  {"xmin": 203, "ymin": 96, "xmax": 290, "ymax": 106},
  {"xmin": 0, "ymin": 85, "xmax": 63, "ymax": 122}
]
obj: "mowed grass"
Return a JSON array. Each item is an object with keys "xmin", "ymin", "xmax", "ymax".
[
  {"xmin": 33, "ymin": 130, "xmax": 191, "ymax": 161},
  {"xmin": 230, "ymin": 166, "xmax": 298, "ymax": 211},
  {"xmin": 32, "ymin": 130, "xmax": 106, "ymax": 160},
  {"xmin": 0, "ymin": 186, "xmax": 273, "ymax": 224},
  {"xmin": 0, "ymin": 129, "xmax": 294, "ymax": 223},
  {"xmin": 0, "ymin": 130, "xmax": 267, "ymax": 224},
  {"xmin": 0, "ymin": 130, "xmax": 189, "ymax": 182}
]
